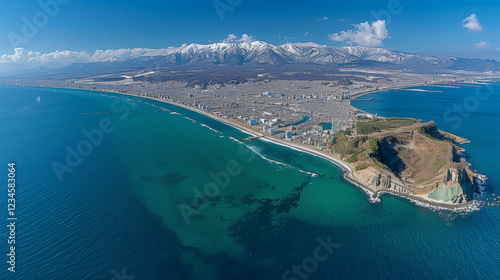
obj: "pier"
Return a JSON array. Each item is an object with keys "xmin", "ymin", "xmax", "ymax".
[
  {"xmin": 450, "ymin": 83, "xmax": 480, "ymax": 87},
  {"xmin": 427, "ymin": 85, "xmax": 460, "ymax": 89},
  {"xmin": 243, "ymin": 135, "xmax": 264, "ymax": 141},
  {"xmin": 354, "ymin": 98, "xmax": 374, "ymax": 101},
  {"xmin": 398, "ymin": 88, "xmax": 443, "ymax": 93}
]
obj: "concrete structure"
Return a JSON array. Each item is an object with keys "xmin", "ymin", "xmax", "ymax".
[{"xmin": 248, "ymin": 119, "xmax": 258, "ymax": 126}]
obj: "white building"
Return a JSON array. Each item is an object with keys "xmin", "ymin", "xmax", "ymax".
[{"xmin": 248, "ymin": 119, "xmax": 258, "ymax": 126}]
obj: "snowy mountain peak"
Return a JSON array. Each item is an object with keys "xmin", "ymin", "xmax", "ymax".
[{"xmin": 170, "ymin": 41, "xmax": 438, "ymax": 66}]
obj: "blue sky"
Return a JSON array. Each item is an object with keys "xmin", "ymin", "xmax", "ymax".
[{"xmin": 1, "ymin": 0, "xmax": 499, "ymax": 71}]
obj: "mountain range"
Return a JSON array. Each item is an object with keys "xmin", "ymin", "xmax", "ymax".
[
  {"xmin": 106, "ymin": 41, "xmax": 500, "ymax": 71},
  {"xmin": 4, "ymin": 41, "xmax": 500, "ymax": 80}
]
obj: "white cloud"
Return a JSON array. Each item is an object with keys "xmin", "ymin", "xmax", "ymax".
[
  {"xmin": 329, "ymin": 20, "xmax": 389, "ymax": 47},
  {"xmin": 473, "ymin": 41, "xmax": 500, "ymax": 51},
  {"xmin": 223, "ymin": 34, "xmax": 238, "ymax": 43},
  {"xmin": 474, "ymin": 41, "xmax": 490, "ymax": 50},
  {"xmin": 316, "ymin": 17, "xmax": 328, "ymax": 21},
  {"xmin": 462, "ymin": 14, "xmax": 483, "ymax": 33},
  {"xmin": 222, "ymin": 34, "xmax": 255, "ymax": 44},
  {"xmin": 0, "ymin": 47, "xmax": 181, "ymax": 72},
  {"xmin": 240, "ymin": 34, "xmax": 254, "ymax": 44},
  {"xmin": 0, "ymin": 34, "xmax": 257, "ymax": 72}
]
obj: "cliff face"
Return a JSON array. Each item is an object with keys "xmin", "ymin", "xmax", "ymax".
[
  {"xmin": 428, "ymin": 168, "xmax": 478, "ymax": 203},
  {"xmin": 353, "ymin": 166, "xmax": 478, "ymax": 204},
  {"xmin": 353, "ymin": 167, "xmax": 412, "ymax": 195},
  {"xmin": 417, "ymin": 121, "xmax": 442, "ymax": 139},
  {"xmin": 335, "ymin": 119, "xmax": 479, "ymax": 206}
]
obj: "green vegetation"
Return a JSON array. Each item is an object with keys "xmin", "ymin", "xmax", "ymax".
[
  {"xmin": 355, "ymin": 163, "xmax": 370, "ymax": 171},
  {"xmin": 417, "ymin": 123, "xmax": 446, "ymax": 142},
  {"xmin": 331, "ymin": 133, "xmax": 382, "ymax": 163},
  {"xmin": 349, "ymin": 136, "xmax": 368, "ymax": 148},
  {"xmin": 346, "ymin": 152, "xmax": 361, "ymax": 163},
  {"xmin": 357, "ymin": 118, "xmax": 416, "ymax": 134},
  {"xmin": 369, "ymin": 138, "xmax": 378, "ymax": 151},
  {"xmin": 333, "ymin": 120, "xmax": 460, "ymax": 186},
  {"xmin": 368, "ymin": 137, "xmax": 383, "ymax": 161},
  {"xmin": 434, "ymin": 161, "xmax": 447, "ymax": 174},
  {"xmin": 358, "ymin": 152, "xmax": 370, "ymax": 162},
  {"xmin": 330, "ymin": 132, "xmax": 390, "ymax": 172},
  {"xmin": 330, "ymin": 132, "xmax": 351, "ymax": 154},
  {"xmin": 373, "ymin": 161, "xmax": 387, "ymax": 170}
]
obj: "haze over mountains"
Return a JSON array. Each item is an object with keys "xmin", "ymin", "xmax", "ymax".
[{"xmin": 4, "ymin": 40, "xmax": 500, "ymax": 81}]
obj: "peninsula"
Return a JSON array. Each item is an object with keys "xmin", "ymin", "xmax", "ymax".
[{"xmin": 2, "ymin": 42, "xmax": 498, "ymax": 209}]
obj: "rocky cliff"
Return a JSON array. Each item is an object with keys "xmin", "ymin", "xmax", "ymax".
[
  {"xmin": 332, "ymin": 119, "xmax": 479, "ymax": 206},
  {"xmin": 352, "ymin": 166, "xmax": 480, "ymax": 205},
  {"xmin": 353, "ymin": 167, "xmax": 413, "ymax": 195},
  {"xmin": 427, "ymin": 168, "xmax": 478, "ymax": 203}
]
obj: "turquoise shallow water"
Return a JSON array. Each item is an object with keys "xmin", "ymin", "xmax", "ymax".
[{"xmin": 0, "ymin": 85, "xmax": 499, "ymax": 279}]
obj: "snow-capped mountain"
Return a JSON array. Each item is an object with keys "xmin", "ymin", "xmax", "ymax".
[
  {"xmin": 20, "ymin": 41, "xmax": 497, "ymax": 77},
  {"xmin": 143, "ymin": 41, "xmax": 453, "ymax": 67},
  {"xmin": 118, "ymin": 40, "xmax": 500, "ymax": 72}
]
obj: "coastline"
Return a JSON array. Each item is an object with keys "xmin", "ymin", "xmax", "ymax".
[
  {"xmin": 347, "ymin": 82, "xmax": 487, "ymax": 211},
  {"xmin": 346, "ymin": 80, "xmax": 481, "ymax": 100},
  {"xmin": 1, "ymin": 83, "xmax": 479, "ymax": 211},
  {"xmin": 85, "ymin": 87, "xmax": 480, "ymax": 211}
]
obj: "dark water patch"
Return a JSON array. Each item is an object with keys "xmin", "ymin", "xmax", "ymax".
[{"xmin": 141, "ymin": 171, "xmax": 189, "ymax": 186}]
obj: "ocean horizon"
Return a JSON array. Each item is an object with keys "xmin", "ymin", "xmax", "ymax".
[{"xmin": 1, "ymin": 84, "xmax": 499, "ymax": 279}]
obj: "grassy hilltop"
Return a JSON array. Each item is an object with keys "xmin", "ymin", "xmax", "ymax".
[{"xmin": 328, "ymin": 117, "xmax": 476, "ymax": 203}]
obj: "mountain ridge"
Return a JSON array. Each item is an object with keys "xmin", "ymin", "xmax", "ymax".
[
  {"xmin": 82, "ymin": 41, "xmax": 500, "ymax": 72},
  {"xmin": 4, "ymin": 41, "xmax": 500, "ymax": 77}
]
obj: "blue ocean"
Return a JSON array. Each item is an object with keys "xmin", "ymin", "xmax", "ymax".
[{"xmin": 0, "ymin": 85, "xmax": 498, "ymax": 279}]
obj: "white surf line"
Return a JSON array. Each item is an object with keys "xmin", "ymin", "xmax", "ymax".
[
  {"xmin": 246, "ymin": 146, "xmax": 294, "ymax": 168},
  {"xmin": 259, "ymin": 136, "xmax": 353, "ymax": 173},
  {"xmin": 229, "ymin": 137, "xmax": 244, "ymax": 145},
  {"xmin": 183, "ymin": 116, "xmax": 196, "ymax": 122},
  {"xmin": 241, "ymin": 142, "xmax": 320, "ymax": 177},
  {"xmin": 230, "ymin": 137, "xmax": 297, "ymax": 170},
  {"xmin": 200, "ymin": 124, "xmax": 222, "ymax": 134},
  {"xmin": 298, "ymin": 169, "xmax": 320, "ymax": 177},
  {"xmin": 406, "ymin": 195, "xmax": 480, "ymax": 212},
  {"xmin": 144, "ymin": 102, "xmax": 159, "ymax": 108},
  {"xmin": 473, "ymin": 173, "xmax": 489, "ymax": 199}
]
